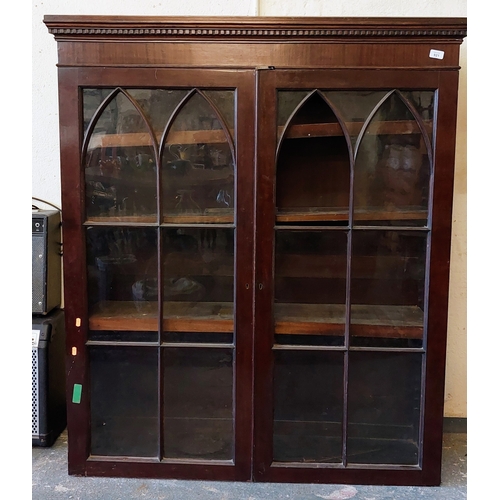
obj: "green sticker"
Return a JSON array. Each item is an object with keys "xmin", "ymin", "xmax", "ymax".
[{"xmin": 72, "ymin": 384, "xmax": 82, "ymax": 404}]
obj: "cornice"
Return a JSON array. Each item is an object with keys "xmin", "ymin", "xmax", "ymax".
[{"xmin": 44, "ymin": 16, "xmax": 467, "ymax": 42}]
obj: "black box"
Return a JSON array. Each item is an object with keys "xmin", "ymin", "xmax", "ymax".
[
  {"xmin": 32, "ymin": 308, "xmax": 66, "ymax": 447},
  {"xmin": 32, "ymin": 210, "xmax": 62, "ymax": 315}
]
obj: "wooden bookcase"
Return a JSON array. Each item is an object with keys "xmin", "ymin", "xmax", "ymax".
[{"xmin": 44, "ymin": 15, "xmax": 466, "ymax": 485}]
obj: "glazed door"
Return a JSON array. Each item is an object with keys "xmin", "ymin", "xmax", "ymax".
[
  {"xmin": 253, "ymin": 69, "xmax": 459, "ymax": 485},
  {"xmin": 61, "ymin": 68, "xmax": 255, "ymax": 480}
]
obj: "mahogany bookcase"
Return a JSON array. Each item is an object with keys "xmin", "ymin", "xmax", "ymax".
[{"xmin": 44, "ymin": 15, "xmax": 466, "ymax": 485}]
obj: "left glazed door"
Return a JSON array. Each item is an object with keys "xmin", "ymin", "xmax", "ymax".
[{"xmin": 59, "ymin": 68, "xmax": 255, "ymax": 480}]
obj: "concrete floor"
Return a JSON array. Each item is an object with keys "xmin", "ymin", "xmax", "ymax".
[{"xmin": 32, "ymin": 430, "xmax": 466, "ymax": 499}]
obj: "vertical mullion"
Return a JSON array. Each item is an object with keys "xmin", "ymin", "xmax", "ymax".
[
  {"xmin": 342, "ymin": 146, "xmax": 355, "ymax": 468},
  {"xmin": 156, "ymin": 101, "xmax": 164, "ymax": 460},
  {"xmin": 342, "ymin": 229, "xmax": 352, "ymax": 467},
  {"xmin": 157, "ymin": 225, "xmax": 164, "ymax": 461},
  {"xmin": 341, "ymin": 106, "xmax": 357, "ymax": 467},
  {"xmin": 418, "ymin": 228, "xmax": 432, "ymax": 468}
]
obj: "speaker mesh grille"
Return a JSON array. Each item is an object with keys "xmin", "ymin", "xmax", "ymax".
[
  {"xmin": 32, "ymin": 236, "xmax": 45, "ymax": 313},
  {"xmin": 32, "ymin": 348, "xmax": 39, "ymax": 437}
]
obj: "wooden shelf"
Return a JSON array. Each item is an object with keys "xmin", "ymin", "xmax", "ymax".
[
  {"xmin": 276, "ymin": 208, "xmax": 427, "ymax": 223},
  {"xmin": 163, "ymin": 208, "xmax": 234, "ymax": 224},
  {"xmin": 280, "ymin": 120, "xmax": 432, "ymax": 140},
  {"xmin": 89, "ymin": 301, "xmax": 422, "ymax": 339},
  {"xmin": 86, "ymin": 215, "xmax": 157, "ymax": 224},
  {"xmin": 85, "ymin": 209, "xmax": 234, "ymax": 225},
  {"xmin": 85, "ymin": 207, "xmax": 424, "ymax": 226},
  {"xmin": 277, "ymin": 209, "xmax": 349, "ymax": 223},
  {"xmin": 88, "ymin": 129, "xmax": 230, "ymax": 149},
  {"xmin": 275, "ymin": 303, "xmax": 423, "ymax": 339},
  {"xmin": 349, "ymin": 304, "xmax": 424, "ymax": 338},
  {"xmin": 86, "ymin": 120, "xmax": 432, "ymax": 150},
  {"xmin": 89, "ymin": 301, "xmax": 234, "ymax": 332}
]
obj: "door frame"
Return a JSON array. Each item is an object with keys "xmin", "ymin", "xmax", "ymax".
[
  {"xmin": 58, "ymin": 67, "xmax": 256, "ymax": 480},
  {"xmin": 252, "ymin": 68, "xmax": 460, "ymax": 486}
]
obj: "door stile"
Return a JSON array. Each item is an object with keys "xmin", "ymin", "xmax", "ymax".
[
  {"xmin": 420, "ymin": 70, "xmax": 460, "ymax": 485},
  {"xmin": 58, "ymin": 67, "xmax": 91, "ymax": 475},
  {"xmin": 233, "ymin": 71, "xmax": 258, "ymax": 480},
  {"xmin": 253, "ymin": 69, "xmax": 279, "ymax": 479}
]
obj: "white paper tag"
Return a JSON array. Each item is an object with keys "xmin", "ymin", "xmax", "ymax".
[
  {"xmin": 429, "ymin": 49, "xmax": 445, "ymax": 60},
  {"xmin": 32, "ymin": 329, "xmax": 40, "ymax": 348}
]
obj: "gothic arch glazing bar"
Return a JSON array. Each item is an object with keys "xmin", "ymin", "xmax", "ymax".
[
  {"xmin": 82, "ymin": 87, "xmax": 159, "ymax": 222},
  {"xmin": 275, "ymin": 89, "xmax": 352, "ymax": 221},
  {"xmin": 159, "ymin": 89, "xmax": 236, "ymax": 224},
  {"xmin": 353, "ymin": 90, "xmax": 433, "ymax": 227}
]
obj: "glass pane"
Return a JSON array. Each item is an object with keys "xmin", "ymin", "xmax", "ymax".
[
  {"xmin": 401, "ymin": 91, "xmax": 435, "ymax": 146},
  {"xmin": 277, "ymin": 90, "xmax": 310, "ymax": 127},
  {"xmin": 162, "ymin": 227, "xmax": 234, "ymax": 342},
  {"xmin": 322, "ymin": 90, "xmax": 387, "ymax": 147},
  {"xmin": 347, "ymin": 352, "xmax": 422, "ymax": 465},
  {"xmin": 273, "ymin": 350, "xmax": 344, "ymax": 463},
  {"xmin": 350, "ymin": 230, "xmax": 427, "ymax": 348},
  {"xmin": 86, "ymin": 227, "xmax": 158, "ymax": 339},
  {"xmin": 276, "ymin": 91, "xmax": 350, "ymax": 223},
  {"xmin": 353, "ymin": 92, "xmax": 431, "ymax": 226},
  {"xmin": 84, "ymin": 91, "xmax": 157, "ymax": 222},
  {"xmin": 83, "ymin": 88, "xmax": 114, "ymax": 136},
  {"xmin": 161, "ymin": 92, "xmax": 235, "ymax": 223},
  {"xmin": 203, "ymin": 90, "xmax": 236, "ymax": 136},
  {"xmin": 163, "ymin": 348, "xmax": 233, "ymax": 460},
  {"xmin": 274, "ymin": 230, "xmax": 347, "ymax": 346},
  {"xmin": 90, "ymin": 346, "xmax": 158, "ymax": 457},
  {"xmin": 127, "ymin": 89, "xmax": 190, "ymax": 141}
]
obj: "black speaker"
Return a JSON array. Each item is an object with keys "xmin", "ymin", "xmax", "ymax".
[
  {"xmin": 32, "ymin": 308, "xmax": 66, "ymax": 447},
  {"xmin": 32, "ymin": 210, "xmax": 62, "ymax": 315}
]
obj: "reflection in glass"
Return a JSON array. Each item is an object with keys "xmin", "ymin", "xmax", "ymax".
[
  {"xmin": 273, "ymin": 350, "xmax": 344, "ymax": 462},
  {"xmin": 84, "ymin": 90, "xmax": 157, "ymax": 221},
  {"xmin": 163, "ymin": 348, "xmax": 234, "ymax": 460},
  {"xmin": 90, "ymin": 346, "xmax": 158, "ymax": 457},
  {"xmin": 274, "ymin": 231, "xmax": 347, "ymax": 345},
  {"xmin": 127, "ymin": 89, "xmax": 190, "ymax": 140},
  {"xmin": 162, "ymin": 227, "xmax": 234, "ymax": 338},
  {"xmin": 203, "ymin": 90, "xmax": 236, "ymax": 136},
  {"xmin": 322, "ymin": 90, "xmax": 387, "ymax": 146},
  {"xmin": 83, "ymin": 88, "xmax": 115, "ymax": 136},
  {"xmin": 353, "ymin": 91, "xmax": 431, "ymax": 226},
  {"xmin": 86, "ymin": 227, "xmax": 158, "ymax": 333},
  {"xmin": 347, "ymin": 352, "xmax": 422, "ymax": 465},
  {"xmin": 277, "ymin": 90, "xmax": 310, "ymax": 127},
  {"xmin": 401, "ymin": 91, "xmax": 435, "ymax": 144},
  {"xmin": 162, "ymin": 92, "xmax": 235, "ymax": 222},
  {"xmin": 350, "ymin": 231, "xmax": 426, "ymax": 348},
  {"xmin": 276, "ymin": 91, "xmax": 350, "ymax": 219},
  {"xmin": 323, "ymin": 90, "xmax": 434, "ymax": 144}
]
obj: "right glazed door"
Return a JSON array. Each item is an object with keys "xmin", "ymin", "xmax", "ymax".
[{"xmin": 254, "ymin": 69, "xmax": 455, "ymax": 485}]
